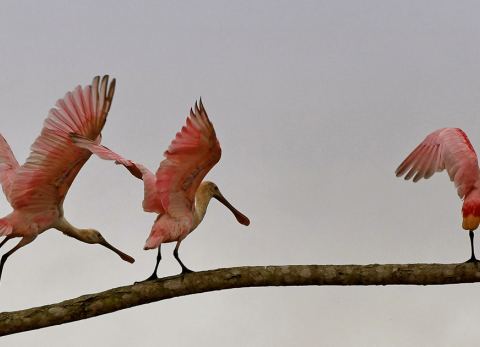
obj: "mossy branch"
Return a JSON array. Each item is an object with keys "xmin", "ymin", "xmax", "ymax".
[{"xmin": 1, "ymin": 263, "xmax": 480, "ymax": 336}]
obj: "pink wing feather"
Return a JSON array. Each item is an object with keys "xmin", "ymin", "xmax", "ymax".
[
  {"xmin": 70, "ymin": 134, "xmax": 134, "ymax": 168},
  {"xmin": 0, "ymin": 134, "xmax": 19, "ymax": 202},
  {"xmin": 70, "ymin": 134, "xmax": 162, "ymax": 214},
  {"xmin": 396, "ymin": 128, "xmax": 480, "ymax": 198},
  {"xmin": 8, "ymin": 76, "xmax": 115, "ymax": 212},
  {"xmin": 156, "ymin": 99, "xmax": 221, "ymax": 215}
]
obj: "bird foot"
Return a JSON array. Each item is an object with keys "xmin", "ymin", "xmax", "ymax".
[
  {"xmin": 134, "ymin": 273, "xmax": 158, "ymax": 284},
  {"xmin": 180, "ymin": 267, "xmax": 193, "ymax": 274},
  {"xmin": 464, "ymin": 257, "xmax": 479, "ymax": 264}
]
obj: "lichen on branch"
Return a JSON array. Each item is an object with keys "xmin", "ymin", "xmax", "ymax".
[{"xmin": 1, "ymin": 263, "xmax": 480, "ymax": 336}]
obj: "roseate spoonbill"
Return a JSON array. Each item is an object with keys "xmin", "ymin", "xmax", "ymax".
[
  {"xmin": 72, "ymin": 99, "xmax": 250, "ymax": 279},
  {"xmin": 0, "ymin": 75, "xmax": 135, "ymax": 281},
  {"xmin": 396, "ymin": 128, "xmax": 480, "ymax": 262}
]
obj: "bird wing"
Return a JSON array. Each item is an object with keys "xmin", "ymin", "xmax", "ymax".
[
  {"xmin": 395, "ymin": 128, "xmax": 480, "ymax": 198},
  {"xmin": 70, "ymin": 134, "xmax": 162, "ymax": 214},
  {"xmin": 8, "ymin": 76, "xmax": 115, "ymax": 212},
  {"xmin": 0, "ymin": 218, "xmax": 13, "ymax": 237},
  {"xmin": 0, "ymin": 134, "xmax": 20, "ymax": 202},
  {"xmin": 156, "ymin": 99, "xmax": 221, "ymax": 216}
]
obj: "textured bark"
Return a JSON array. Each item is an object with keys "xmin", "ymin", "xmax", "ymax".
[{"xmin": 1, "ymin": 263, "xmax": 480, "ymax": 336}]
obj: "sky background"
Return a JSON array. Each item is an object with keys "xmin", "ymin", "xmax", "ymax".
[{"xmin": 1, "ymin": 1, "xmax": 480, "ymax": 346}]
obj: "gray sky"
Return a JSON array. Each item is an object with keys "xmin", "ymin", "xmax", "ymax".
[{"xmin": 1, "ymin": 1, "xmax": 480, "ymax": 346}]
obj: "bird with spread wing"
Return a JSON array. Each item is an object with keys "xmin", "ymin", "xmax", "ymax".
[
  {"xmin": 72, "ymin": 99, "xmax": 250, "ymax": 280},
  {"xmin": 396, "ymin": 128, "xmax": 480, "ymax": 262},
  {"xmin": 0, "ymin": 75, "xmax": 135, "ymax": 281}
]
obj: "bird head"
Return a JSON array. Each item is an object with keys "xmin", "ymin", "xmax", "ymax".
[
  {"xmin": 84, "ymin": 228, "xmax": 135, "ymax": 263},
  {"xmin": 201, "ymin": 181, "xmax": 250, "ymax": 226}
]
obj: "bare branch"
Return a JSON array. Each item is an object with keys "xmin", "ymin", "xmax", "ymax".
[{"xmin": 1, "ymin": 263, "xmax": 480, "ymax": 336}]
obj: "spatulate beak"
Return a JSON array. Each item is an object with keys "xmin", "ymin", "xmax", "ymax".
[
  {"xmin": 100, "ymin": 239, "xmax": 135, "ymax": 263},
  {"xmin": 214, "ymin": 193, "xmax": 250, "ymax": 226}
]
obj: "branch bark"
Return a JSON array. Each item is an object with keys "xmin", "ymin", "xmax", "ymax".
[{"xmin": 2, "ymin": 263, "xmax": 480, "ymax": 336}]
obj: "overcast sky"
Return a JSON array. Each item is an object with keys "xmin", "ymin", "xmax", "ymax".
[{"xmin": 1, "ymin": 1, "xmax": 480, "ymax": 346}]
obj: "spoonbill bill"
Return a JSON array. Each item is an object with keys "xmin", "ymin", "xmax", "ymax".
[
  {"xmin": 0, "ymin": 75, "xmax": 135, "ymax": 281},
  {"xmin": 396, "ymin": 128, "xmax": 480, "ymax": 262},
  {"xmin": 72, "ymin": 99, "xmax": 250, "ymax": 279}
]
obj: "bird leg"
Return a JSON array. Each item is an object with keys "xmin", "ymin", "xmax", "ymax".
[
  {"xmin": 0, "ymin": 236, "xmax": 12, "ymax": 250},
  {"xmin": 0, "ymin": 236, "xmax": 35, "ymax": 282},
  {"xmin": 173, "ymin": 241, "xmax": 193, "ymax": 274},
  {"xmin": 142, "ymin": 245, "xmax": 162, "ymax": 282},
  {"xmin": 465, "ymin": 230, "xmax": 479, "ymax": 263}
]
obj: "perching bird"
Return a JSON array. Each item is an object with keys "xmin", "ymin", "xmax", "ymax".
[
  {"xmin": 0, "ymin": 75, "xmax": 135, "ymax": 281},
  {"xmin": 72, "ymin": 99, "xmax": 250, "ymax": 279},
  {"xmin": 396, "ymin": 128, "xmax": 480, "ymax": 262}
]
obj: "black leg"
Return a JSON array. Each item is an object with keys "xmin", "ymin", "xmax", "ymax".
[
  {"xmin": 0, "ymin": 236, "xmax": 11, "ymax": 250},
  {"xmin": 0, "ymin": 236, "xmax": 34, "ymax": 282},
  {"xmin": 144, "ymin": 245, "xmax": 162, "ymax": 281},
  {"xmin": 173, "ymin": 241, "xmax": 193, "ymax": 274},
  {"xmin": 465, "ymin": 230, "xmax": 478, "ymax": 263}
]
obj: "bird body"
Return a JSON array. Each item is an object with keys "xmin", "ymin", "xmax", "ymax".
[
  {"xmin": 143, "ymin": 181, "xmax": 245, "ymax": 249},
  {"xmin": 72, "ymin": 100, "xmax": 250, "ymax": 277},
  {"xmin": 396, "ymin": 127, "xmax": 480, "ymax": 261},
  {"xmin": 0, "ymin": 76, "xmax": 134, "ymax": 281}
]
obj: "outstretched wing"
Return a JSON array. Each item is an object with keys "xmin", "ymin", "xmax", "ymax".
[
  {"xmin": 0, "ymin": 134, "xmax": 19, "ymax": 202},
  {"xmin": 8, "ymin": 76, "xmax": 115, "ymax": 212},
  {"xmin": 396, "ymin": 128, "xmax": 479, "ymax": 198},
  {"xmin": 156, "ymin": 99, "xmax": 221, "ymax": 215},
  {"xmin": 71, "ymin": 134, "xmax": 162, "ymax": 214}
]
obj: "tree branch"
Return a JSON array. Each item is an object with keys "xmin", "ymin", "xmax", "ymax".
[{"xmin": 1, "ymin": 263, "xmax": 480, "ymax": 336}]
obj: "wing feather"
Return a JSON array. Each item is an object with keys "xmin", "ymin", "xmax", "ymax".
[
  {"xmin": 156, "ymin": 99, "xmax": 221, "ymax": 215},
  {"xmin": 70, "ymin": 134, "xmax": 162, "ymax": 214},
  {"xmin": 423, "ymin": 145, "xmax": 438, "ymax": 179},
  {"xmin": 0, "ymin": 134, "xmax": 19, "ymax": 201},
  {"xmin": 396, "ymin": 128, "xmax": 479, "ymax": 198},
  {"xmin": 8, "ymin": 76, "xmax": 115, "ymax": 211}
]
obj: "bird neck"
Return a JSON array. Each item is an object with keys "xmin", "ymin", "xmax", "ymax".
[
  {"xmin": 55, "ymin": 217, "xmax": 94, "ymax": 243},
  {"xmin": 192, "ymin": 190, "xmax": 214, "ymax": 230}
]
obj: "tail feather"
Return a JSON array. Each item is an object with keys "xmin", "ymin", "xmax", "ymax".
[{"xmin": 0, "ymin": 218, "xmax": 13, "ymax": 237}]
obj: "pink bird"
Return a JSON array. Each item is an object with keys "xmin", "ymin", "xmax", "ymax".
[
  {"xmin": 72, "ymin": 99, "xmax": 250, "ymax": 279},
  {"xmin": 0, "ymin": 75, "xmax": 135, "ymax": 281},
  {"xmin": 396, "ymin": 128, "xmax": 480, "ymax": 262}
]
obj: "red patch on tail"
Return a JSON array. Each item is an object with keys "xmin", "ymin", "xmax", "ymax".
[{"xmin": 462, "ymin": 201, "xmax": 480, "ymax": 217}]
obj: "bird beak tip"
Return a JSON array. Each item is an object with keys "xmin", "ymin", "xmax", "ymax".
[
  {"xmin": 124, "ymin": 255, "xmax": 135, "ymax": 264},
  {"xmin": 100, "ymin": 240, "xmax": 135, "ymax": 264},
  {"xmin": 240, "ymin": 216, "xmax": 250, "ymax": 226}
]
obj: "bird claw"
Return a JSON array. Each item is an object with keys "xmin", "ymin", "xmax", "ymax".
[
  {"xmin": 464, "ymin": 257, "xmax": 480, "ymax": 264},
  {"xmin": 134, "ymin": 273, "xmax": 158, "ymax": 284},
  {"xmin": 180, "ymin": 267, "xmax": 193, "ymax": 274}
]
